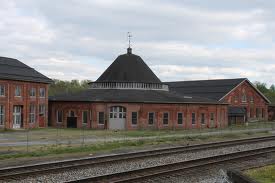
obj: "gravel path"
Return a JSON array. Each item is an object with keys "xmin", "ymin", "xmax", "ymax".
[{"xmin": 6, "ymin": 140, "xmax": 275, "ymax": 183}]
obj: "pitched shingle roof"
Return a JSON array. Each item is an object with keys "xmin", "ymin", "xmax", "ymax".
[
  {"xmin": 49, "ymin": 89, "xmax": 225, "ymax": 104},
  {"xmin": 0, "ymin": 56, "xmax": 53, "ymax": 84},
  {"xmin": 96, "ymin": 51, "xmax": 161, "ymax": 83},
  {"xmin": 165, "ymin": 78, "xmax": 247, "ymax": 101}
]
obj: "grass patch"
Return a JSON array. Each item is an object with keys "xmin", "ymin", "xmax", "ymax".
[
  {"xmin": 245, "ymin": 164, "xmax": 275, "ymax": 183},
  {"xmin": 0, "ymin": 130, "xmax": 271, "ymax": 161}
]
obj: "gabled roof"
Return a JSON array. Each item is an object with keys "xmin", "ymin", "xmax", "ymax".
[
  {"xmin": 0, "ymin": 56, "xmax": 53, "ymax": 84},
  {"xmin": 165, "ymin": 78, "xmax": 270, "ymax": 103},
  {"xmin": 49, "ymin": 89, "xmax": 225, "ymax": 104},
  {"xmin": 165, "ymin": 78, "xmax": 246, "ymax": 101},
  {"xmin": 96, "ymin": 50, "xmax": 161, "ymax": 83}
]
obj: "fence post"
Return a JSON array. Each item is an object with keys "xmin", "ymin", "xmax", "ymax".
[{"xmin": 26, "ymin": 128, "xmax": 29, "ymax": 153}]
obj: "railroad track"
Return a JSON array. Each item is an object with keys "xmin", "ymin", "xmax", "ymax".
[
  {"xmin": 66, "ymin": 146, "xmax": 275, "ymax": 183},
  {"xmin": 0, "ymin": 135, "xmax": 275, "ymax": 181}
]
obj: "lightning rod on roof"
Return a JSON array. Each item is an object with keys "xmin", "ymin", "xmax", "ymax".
[{"xmin": 127, "ymin": 32, "xmax": 132, "ymax": 54}]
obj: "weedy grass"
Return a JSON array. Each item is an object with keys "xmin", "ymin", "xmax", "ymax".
[{"xmin": 245, "ymin": 164, "xmax": 275, "ymax": 183}]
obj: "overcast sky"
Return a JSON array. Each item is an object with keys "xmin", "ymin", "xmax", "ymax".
[{"xmin": 1, "ymin": 0, "xmax": 275, "ymax": 85}]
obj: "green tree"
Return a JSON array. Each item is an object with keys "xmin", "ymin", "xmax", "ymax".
[{"xmin": 49, "ymin": 79, "xmax": 91, "ymax": 96}]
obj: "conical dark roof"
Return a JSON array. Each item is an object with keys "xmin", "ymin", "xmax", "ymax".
[{"xmin": 96, "ymin": 49, "xmax": 161, "ymax": 83}]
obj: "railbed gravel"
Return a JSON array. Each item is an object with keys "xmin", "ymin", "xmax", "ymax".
[{"xmin": 5, "ymin": 140, "xmax": 275, "ymax": 183}]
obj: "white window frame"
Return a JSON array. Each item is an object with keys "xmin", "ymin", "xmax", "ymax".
[
  {"xmin": 82, "ymin": 110, "xmax": 88, "ymax": 124},
  {"xmin": 131, "ymin": 112, "xmax": 138, "ymax": 126},
  {"xmin": 15, "ymin": 86, "xmax": 22, "ymax": 97},
  {"xmin": 98, "ymin": 112, "xmax": 105, "ymax": 125},
  {"xmin": 0, "ymin": 85, "xmax": 5, "ymax": 96},
  {"xmin": 148, "ymin": 112, "xmax": 155, "ymax": 125},
  {"xmin": 241, "ymin": 94, "xmax": 247, "ymax": 102},
  {"xmin": 0, "ymin": 105, "xmax": 4, "ymax": 125},
  {"xmin": 191, "ymin": 112, "xmax": 196, "ymax": 125},
  {"xmin": 29, "ymin": 105, "xmax": 36, "ymax": 123},
  {"xmin": 39, "ymin": 104, "xmax": 45, "ymax": 116},
  {"xmin": 39, "ymin": 88, "xmax": 45, "ymax": 98},
  {"xmin": 250, "ymin": 96, "xmax": 254, "ymax": 103},
  {"xmin": 57, "ymin": 110, "xmax": 63, "ymax": 123},
  {"xmin": 163, "ymin": 112, "xmax": 169, "ymax": 125},
  {"xmin": 201, "ymin": 113, "xmax": 205, "ymax": 125},
  {"xmin": 29, "ymin": 87, "xmax": 36, "ymax": 97},
  {"xmin": 13, "ymin": 106, "xmax": 22, "ymax": 128}
]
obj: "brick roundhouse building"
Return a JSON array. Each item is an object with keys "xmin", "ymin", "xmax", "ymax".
[
  {"xmin": 0, "ymin": 57, "xmax": 52, "ymax": 129},
  {"xmin": 50, "ymin": 47, "xmax": 253, "ymax": 130}
]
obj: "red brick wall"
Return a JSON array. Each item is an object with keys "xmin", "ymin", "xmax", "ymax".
[
  {"xmin": 222, "ymin": 80, "xmax": 269, "ymax": 121},
  {"xmin": 49, "ymin": 101, "xmax": 228, "ymax": 130},
  {"xmin": 0, "ymin": 79, "xmax": 49, "ymax": 129}
]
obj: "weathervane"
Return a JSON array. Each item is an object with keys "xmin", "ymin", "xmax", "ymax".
[{"xmin": 127, "ymin": 32, "xmax": 132, "ymax": 48}]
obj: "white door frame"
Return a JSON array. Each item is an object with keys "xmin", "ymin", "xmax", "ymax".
[
  {"xmin": 109, "ymin": 106, "xmax": 126, "ymax": 130},
  {"xmin": 13, "ymin": 106, "xmax": 22, "ymax": 129}
]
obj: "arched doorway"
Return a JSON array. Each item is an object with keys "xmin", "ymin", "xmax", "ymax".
[{"xmin": 109, "ymin": 106, "xmax": 126, "ymax": 130}]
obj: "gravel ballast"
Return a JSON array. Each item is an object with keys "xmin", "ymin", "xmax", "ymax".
[{"xmin": 5, "ymin": 140, "xmax": 275, "ymax": 183}]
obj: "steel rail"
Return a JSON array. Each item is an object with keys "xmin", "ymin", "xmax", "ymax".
[
  {"xmin": 0, "ymin": 135, "xmax": 274, "ymax": 181},
  {"xmin": 67, "ymin": 146, "xmax": 275, "ymax": 183}
]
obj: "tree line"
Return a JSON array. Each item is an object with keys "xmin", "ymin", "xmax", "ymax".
[
  {"xmin": 49, "ymin": 79, "xmax": 91, "ymax": 96},
  {"xmin": 48, "ymin": 79, "xmax": 275, "ymax": 103},
  {"xmin": 254, "ymin": 81, "xmax": 275, "ymax": 103}
]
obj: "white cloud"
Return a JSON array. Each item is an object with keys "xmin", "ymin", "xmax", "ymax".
[{"xmin": 0, "ymin": 0, "xmax": 275, "ymax": 86}]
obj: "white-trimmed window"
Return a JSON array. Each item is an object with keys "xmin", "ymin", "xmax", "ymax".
[
  {"xmin": 163, "ymin": 112, "xmax": 169, "ymax": 125},
  {"xmin": 131, "ymin": 112, "xmax": 138, "ymax": 125},
  {"xmin": 250, "ymin": 96, "xmax": 254, "ymax": 103},
  {"xmin": 0, "ymin": 105, "xmax": 4, "ymax": 125},
  {"xmin": 148, "ymin": 112, "xmax": 154, "ymax": 125},
  {"xmin": 241, "ymin": 94, "xmax": 247, "ymax": 102},
  {"xmin": 57, "ymin": 110, "xmax": 63, "ymax": 123},
  {"xmin": 0, "ymin": 85, "xmax": 5, "ymax": 96},
  {"xmin": 98, "ymin": 112, "xmax": 104, "ymax": 125},
  {"xmin": 201, "ymin": 113, "xmax": 205, "ymax": 125},
  {"xmin": 192, "ymin": 112, "xmax": 196, "ymax": 125},
  {"xmin": 29, "ymin": 105, "xmax": 36, "ymax": 123},
  {"xmin": 29, "ymin": 88, "xmax": 36, "ymax": 97},
  {"xmin": 39, "ymin": 104, "xmax": 45, "ymax": 116},
  {"xmin": 39, "ymin": 88, "xmax": 45, "ymax": 97},
  {"xmin": 82, "ymin": 111, "xmax": 88, "ymax": 124},
  {"xmin": 177, "ymin": 112, "xmax": 183, "ymax": 125},
  {"xmin": 15, "ymin": 86, "xmax": 21, "ymax": 97}
]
